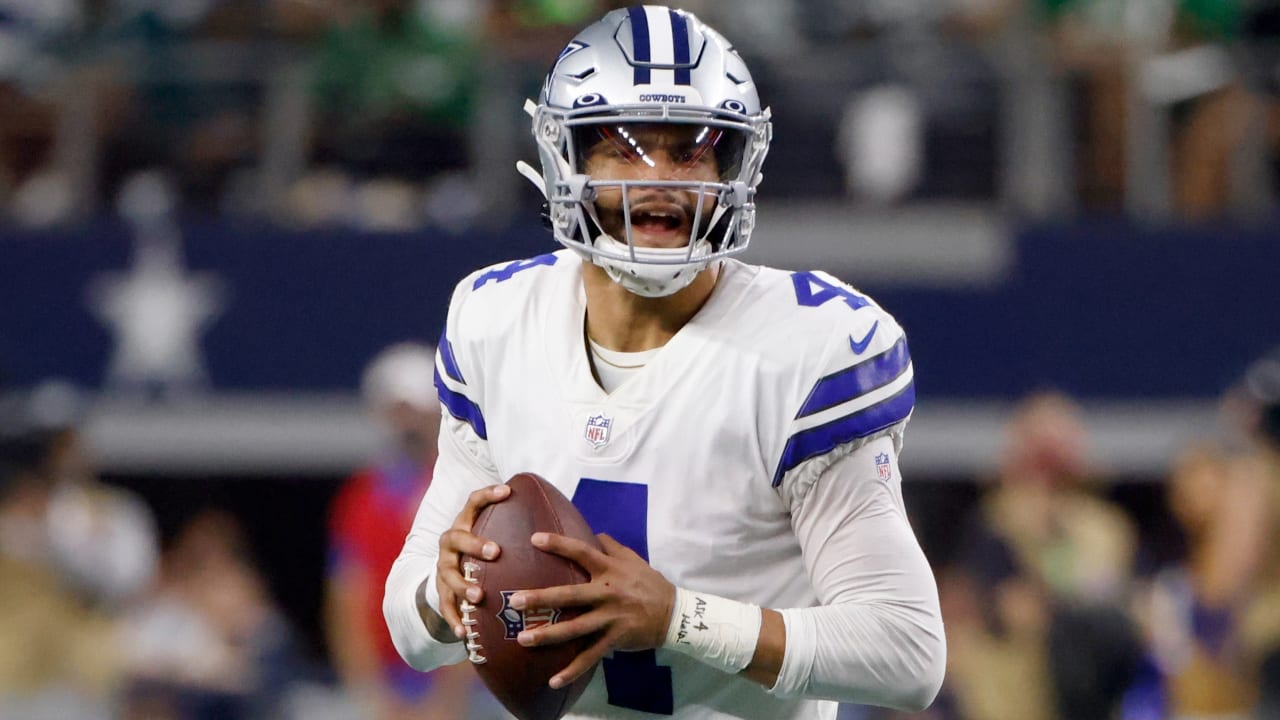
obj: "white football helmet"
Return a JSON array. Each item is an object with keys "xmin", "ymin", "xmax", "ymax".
[{"xmin": 519, "ymin": 5, "xmax": 772, "ymax": 297}]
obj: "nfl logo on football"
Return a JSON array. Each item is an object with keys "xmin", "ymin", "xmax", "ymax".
[
  {"xmin": 875, "ymin": 452, "xmax": 892, "ymax": 481},
  {"xmin": 584, "ymin": 413, "xmax": 612, "ymax": 449},
  {"xmin": 498, "ymin": 591, "xmax": 560, "ymax": 639}
]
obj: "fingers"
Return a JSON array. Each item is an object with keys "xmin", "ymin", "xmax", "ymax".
[
  {"xmin": 550, "ymin": 633, "xmax": 614, "ymax": 690},
  {"xmin": 434, "ymin": 579, "xmax": 463, "ymax": 639},
  {"xmin": 518, "ymin": 608, "xmax": 608, "ymax": 648},
  {"xmin": 452, "ymin": 484, "xmax": 511, "ymax": 531},
  {"xmin": 441, "ymin": 484, "xmax": 510, "ymax": 564},
  {"xmin": 437, "ymin": 533, "xmax": 494, "ymax": 605},
  {"xmin": 437, "ymin": 484, "xmax": 509, "ymax": 622},
  {"xmin": 509, "ymin": 583, "xmax": 606, "ymax": 614},
  {"xmin": 440, "ymin": 528, "xmax": 500, "ymax": 565},
  {"xmin": 531, "ymin": 532, "xmax": 611, "ymax": 575}
]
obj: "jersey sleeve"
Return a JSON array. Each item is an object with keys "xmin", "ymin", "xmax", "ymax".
[
  {"xmin": 769, "ymin": 435, "xmax": 945, "ymax": 710},
  {"xmin": 771, "ymin": 272, "xmax": 915, "ymax": 501},
  {"xmin": 383, "ymin": 272, "xmax": 502, "ymax": 672},
  {"xmin": 433, "ymin": 273, "xmax": 491, "ymax": 454}
]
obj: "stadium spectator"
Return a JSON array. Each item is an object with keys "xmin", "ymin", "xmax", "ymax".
[
  {"xmin": 120, "ymin": 508, "xmax": 308, "ymax": 720},
  {"xmin": 1164, "ymin": 2, "xmax": 1280, "ymax": 221},
  {"xmin": 309, "ymin": 0, "xmax": 478, "ymax": 181},
  {"xmin": 279, "ymin": 0, "xmax": 489, "ymax": 230},
  {"xmin": 948, "ymin": 391, "xmax": 1142, "ymax": 720},
  {"xmin": 0, "ymin": 0, "xmax": 79, "ymax": 225},
  {"xmin": 95, "ymin": 0, "xmax": 270, "ymax": 215},
  {"xmin": 26, "ymin": 381, "xmax": 160, "ymax": 610},
  {"xmin": 325, "ymin": 342, "xmax": 476, "ymax": 720},
  {"xmin": 1041, "ymin": 0, "xmax": 1278, "ymax": 218},
  {"xmin": 1036, "ymin": 0, "xmax": 1136, "ymax": 211},
  {"xmin": 1125, "ymin": 443, "xmax": 1268, "ymax": 717},
  {"xmin": 1233, "ymin": 348, "xmax": 1280, "ymax": 718},
  {"xmin": 0, "ymin": 390, "xmax": 122, "ymax": 718}
]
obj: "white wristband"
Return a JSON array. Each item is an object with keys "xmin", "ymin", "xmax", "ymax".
[{"xmin": 662, "ymin": 587, "xmax": 762, "ymax": 674}]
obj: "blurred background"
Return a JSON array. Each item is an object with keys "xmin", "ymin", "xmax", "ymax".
[{"xmin": 1, "ymin": 0, "xmax": 1279, "ymax": 718}]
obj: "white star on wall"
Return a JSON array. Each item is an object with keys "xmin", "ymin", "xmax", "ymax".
[{"xmin": 87, "ymin": 235, "xmax": 225, "ymax": 398}]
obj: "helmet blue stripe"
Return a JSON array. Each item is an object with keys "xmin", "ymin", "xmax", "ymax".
[
  {"xmin": 628, "ymin": 6, "xmax": 651, "ymax": 84},
  {"xmin": 669, "ymin": 9, "xmax": 691, "ymax": 85}
]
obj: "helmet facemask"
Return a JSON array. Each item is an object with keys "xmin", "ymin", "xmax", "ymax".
[{"xmin": 532, "ymin": 104, "xmax": 769, "ymax": 297}]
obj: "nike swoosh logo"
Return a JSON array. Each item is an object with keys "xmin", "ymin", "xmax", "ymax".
[{"xmin": 849, "ymin": 321, "xmax": 880, "ymax": 354}]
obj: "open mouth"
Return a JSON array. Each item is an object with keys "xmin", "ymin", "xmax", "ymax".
[{"xmin": 630, "ymin": 205, "xmax": 688, "ymax": 235}]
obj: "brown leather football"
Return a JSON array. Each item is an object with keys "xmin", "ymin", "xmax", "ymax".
[{"xmin": 461, "ymin": 473, "xmax": 602, "ymax": 720}]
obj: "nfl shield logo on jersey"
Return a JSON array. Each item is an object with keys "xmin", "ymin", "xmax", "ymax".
[
  {"xmin": 498, "ymin": 591, "xmax": 560, "ymax": 639},
  {"xmin": 584, "ymin": 413, "xmax": 613, "ymax": 448},
  {"xmin": 876, "ymin": 452, "xmax": 892, "ymax": 481}
]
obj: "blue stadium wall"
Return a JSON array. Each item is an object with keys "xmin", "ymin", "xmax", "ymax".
[{"xmin": 3, "ymin": 216, "xmax": 1275, "ymax": 401}]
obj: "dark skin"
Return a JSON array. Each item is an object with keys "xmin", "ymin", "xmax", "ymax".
[{"xmin": 424, "ymin": 125, "xmax": 786, "ymax": 690}]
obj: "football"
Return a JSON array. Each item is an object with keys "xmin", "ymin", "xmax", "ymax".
[{"xmin": 461, "ymin": 473, "xmax": 602, "ymax": 720}]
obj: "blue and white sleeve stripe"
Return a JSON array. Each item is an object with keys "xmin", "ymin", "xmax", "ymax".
[
  {"xmin": 795, "ymin": 336, "xmax": 910, "ymax": 418},
  {"xmin": 434, "ymin": 327, "xmax": 487, "ymax": 440},
  {"xmin": 772, "ymin": 337, "xmax": 914, "ymax": 487},
  {"xmin": 437, "ymin": 326, "xmax": 466, "ymax": 384}
]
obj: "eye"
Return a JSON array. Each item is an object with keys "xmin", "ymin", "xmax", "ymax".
[
  {"xmin": 588, "ymin": 137, "xmax": 632, "ymax": 162},
  {"xmin": 676, "ymin": 141, "xmax": 715, "ymax": 168}
]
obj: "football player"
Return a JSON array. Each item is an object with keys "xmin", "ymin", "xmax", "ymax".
[{"xmin": 384, "ymin": 6, "xmax": 945, "ymax": 719}]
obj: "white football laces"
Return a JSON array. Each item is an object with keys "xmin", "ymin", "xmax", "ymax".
[{"xmin": 460, "ymin": 560, "xmax": 487, "ymax": 664}]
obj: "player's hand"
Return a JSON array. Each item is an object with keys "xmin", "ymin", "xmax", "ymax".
[
  {"xmin": 436, "ymin": 483, "xmax": 511, "ymax": 639},
  {"xmin": 507, "ymin": 532, "xmax": 676, "ymax": 688}
]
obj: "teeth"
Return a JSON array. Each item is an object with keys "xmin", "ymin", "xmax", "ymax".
[{"xmin": 636, "ymin": 209, "xmax": 680, "ymax": 221}]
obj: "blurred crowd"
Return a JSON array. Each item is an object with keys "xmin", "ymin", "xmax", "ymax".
[
  {"xmin": 855, "ymin": 349, "xmax": 1280, "ymax": 720},
  {"xmin": 4, "ymin": 344, "xmax": 1280, "ymax": 719},
  {"xmin": 0, "ymin": 380, "xmax": 313, "ymax": 720},
  {"xmin": 0, "ymin": 345, "xmax": 516, "ymax": 720},
  {"xmin": 1, "ymin": 0, "xmax": 1278, "ymax": 232}
]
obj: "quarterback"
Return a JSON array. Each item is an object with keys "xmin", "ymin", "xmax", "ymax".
[{"xmin": 385, "ymin": 6, "xmax": 945, "ymax": 719}]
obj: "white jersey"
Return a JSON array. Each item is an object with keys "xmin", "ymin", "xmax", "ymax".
[{"xmin": 393, "ymin": 250, "xmax": 918, "ymax": 719}]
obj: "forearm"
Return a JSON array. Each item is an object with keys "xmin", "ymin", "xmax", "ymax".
[
  {"xmin": 764, "ymin": 435, "xmax": 945, "ymax": 710},
  {"xmin": 415, "ymin": 575, "xmax": 460, "ymax": 643},
  {"xmin": 670, "ymin": 591, "xmax": 942, "ymax": 710},
  {"xmin": 767, "ymin": 597, "xmax": 944, "ymax": 711},
  {"xmin": 741, "ymin": 608, "xmax": 785, "ymax": 687},
  {"xmin": 384, "ymin": 537, "xmax": 467, "ymax": 671}
]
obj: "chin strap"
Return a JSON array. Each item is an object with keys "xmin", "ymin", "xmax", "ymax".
[
  {"xmin": 516, "ymin": 100, "xmax": 550, "ymax": 199},
  {"xmin": 592, "ymin": 233, "xmax": 712, "ymax": 298}
]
